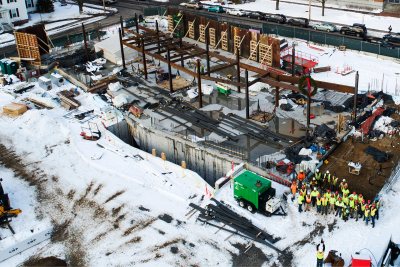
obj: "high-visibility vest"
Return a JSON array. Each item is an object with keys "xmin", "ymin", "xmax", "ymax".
[
  {"xmin": 324, "ymin": 192, "xmax": 330, "ymax": 199},
  {"xmin": 324, "ymin": 173, "xmax": 331, "ymax": 183},
  {"xmin": 306, "ymin": 196, "xmax": 311, "ymax": 204},
  {"xmin": 317, "ymin": 198, "xmax": 322, "ymax": 206},
  {"xmin": 349, "ymin": 200, "xmax": 355, "ymax": 208},
  {"xmin": 291, "ymin": 184, "xmax": 297, "ymax": 194},
  {"xmin": 317, "ymin": 251, "xmax": 324, "ymax": 260},
  {"xmin": 343, "ymin": 197, "xmax": 349, "ymax": 206},
  {"xmin": 298, "ymin": 195, "xmax": 304, "ymax": 204},
  {"xmin": 329, "ymin": 197, "xmax": 335, "ymax": 205},
  {"xmin": 311, "ymin": 190, "xmax": 319, "ymax": 197},
  {"xmin": 343, "ymin": 189, "xmax": 350, "ymax": 196},
  {"xmin": 361, "ymin": 204, "xmax": 366, "ymax": 211},
  {"xmin": 335, "ymin": 200, "xmax": 342, "ymax": 207},
  {"xmin": 315, "ymin": 172, "xmax": 321, "ymax": 180},
  {"xmin": 332, "ymin": 177, "xmax": 338, "ymax": 185},
  {"xmin": 298, "ymin": 172, "xmax": 305, "ymax": 181},
  {"xmin": 349, "ymin": 194, "xmax": 357, "ymax": 201},
  {"xmin": 371, "ymin": 208, "xmax": 377, "ymax": 217},
  {"xmin": 359, "ymin": 196, "xmax": 364, "ymax": 204},
  {"xmin": 365, "ymin": 208, "xmax": 370, "ymax": 217},
  {"xmin": 300, "ymin": 189, "xmax": 306, "ymax": 197},
  {"xmin": 322, "ymin": 197, "xmax": 328, "ymax": 206}
]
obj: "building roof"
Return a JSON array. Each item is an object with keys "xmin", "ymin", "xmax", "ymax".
[{"xmin": 234, "ymin": 170, "xmax": 271, "ymax": 193}]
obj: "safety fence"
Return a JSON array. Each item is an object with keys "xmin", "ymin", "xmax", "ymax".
[
  {"xmin": 143, "ymin": 7, "xmax": 167, "ymax": 17},
  {"xmin": 262, "ymin": 23, "xmax": 400, "ymax": 59}
]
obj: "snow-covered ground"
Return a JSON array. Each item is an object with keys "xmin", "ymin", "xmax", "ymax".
[{"xmin": 203, "ymin": 0, "xmax": 400, "ymax": 32}]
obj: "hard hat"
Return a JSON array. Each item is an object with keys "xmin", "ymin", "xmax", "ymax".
[
  {"xmin": 314, "ymin": 187, "xmax": 317, "ymax": 191},
  {"xmin": 313, "ymin": 177, "xmax": 316, "ymax": 181},
  {"xmin": 326, "ymin": 170, "xmax": 330, "ymax": 173},
  {"xmin": 366, "ymin": 205, "xmax": 369, "ymax": 209},
  {"xmin": 300, "ymin": 169, "xmax": 304, "ymax": 172},
  {"xmin": 335, "ymin": 191, "xmax": 339, "ymax": 194},
  {"xmin": 327, "ymin": 189, "xmax": 330, "ymax": 192},
  {"xmin": 372, "ymin": 204, "xmax": 376, "ymax": 207},
  {"xmin": 316, "ymin": 169, "xmax": 319, "ymax": 172},
  {"xmin": 368, "ymin": 200, "xmax": 371, "ymax": 204},
  {"xmin": 359, "ymin": 193, "xmax": 363, "ymax": 196},
  {"xmin": 362, "ymin": 200, "xmax": 365, "ymax": 203},
  {"xmin": 343, "ymin": 179, "xmax": 346, "ymax": 182}
]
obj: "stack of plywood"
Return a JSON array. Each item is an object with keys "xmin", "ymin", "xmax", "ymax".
[{"xmin": 2, "ymin": 102, "xmax": 28, "ymax": 116}]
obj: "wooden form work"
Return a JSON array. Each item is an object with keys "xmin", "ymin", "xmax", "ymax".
[
  {"xmin": 249, "ymin": 40, "xmax": 258, "ymax": 61},
  {"xmin": 199, "ymin": 24, "xmax": 206, "ymax": 43},
  {"xmin": 188, "ymin": 21, "xmax": 195, "ymax": 39},
  {"xmin": 209, "ymin": 28, "xmax": 216, "ymax": 47},
  {"xmin": 14, "ymin": 32, "xmax": 41, "ymax": 66},
  {"xmin": 259, "ymin": 43, "xmax": 273, "ymax": 67},
  {"xmin": 221, "ymin": 31, "xmax": 228, "ymax": 50},
  {"xmin": 168, "ymin": 15, "xmax": 174, "ymax": 32},
  {"xmin": 234, "ymin": 36, "xmax": 241, "ymax": 55}
]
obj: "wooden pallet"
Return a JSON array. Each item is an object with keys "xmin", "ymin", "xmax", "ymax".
[
  {"xmin": 167, "ymin": 15, "xmax": 174, "ymax": 32},
  {"xmin": 199, "ymin": 24, "xmax": 206, "ymax": 43},
  {"xmin": 259, "ymin": 43, "xmax": 272, "ymax": 66},
  {"xmin": 14, "ymin": 32, "xmax": 41, "ymax": 67},
  {"xmin": 234, "ymin": 36, "xmax": 241, "ymax": 55},
  {"xmin": 249, "ymin": 40, "xmax": 258, "ymax": 61},
  {"xmin": 188, "ymin": 21, "xmax": 195, "ymax": 39},
  {"xmin": 221, "ymin": 31, "xmax": 228, "ymax": 51}
]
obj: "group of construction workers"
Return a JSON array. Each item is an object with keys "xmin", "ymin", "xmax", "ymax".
[{"xmin": 291, "ymin": 169, "xmax": 381, "ymax": 228}]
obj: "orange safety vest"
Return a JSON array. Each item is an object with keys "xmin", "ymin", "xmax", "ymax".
[
  {"xmin": 291, "ymin": 183, "xmax": 297, "ymax": 194},
  {"xmin": 298, "ymin": 172, "xmax": 305, "ymax": 181},
  {"xmin": 306, "ymin": 196, "xmax": 311, "ymax": 204}
]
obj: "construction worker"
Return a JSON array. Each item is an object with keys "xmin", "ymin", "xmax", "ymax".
[
  {"xmin": 298, "ymin": 194, "xmax": 304, "ymax": 213},
  {"xmin": 335, "ymin": 197, "xmax": 343, "ymax": 217},
  {"xmin": 297, "ymin": 170, "xmax": 306, "ymax": 188},
  {"xmin": 300, "ymin": 185, "xmax": 307, "ymax": 198},
  {"xmin": 316, "ymin": 240, "xmax": 325, "ymax": 267},
  {"xmin": 321, "ymin": 194, "xmax": 328, "ymax": 215},
  {"xmin": 374, "ymin": 198, "xmax": 381, "ymax": 220},
  {"xmin": 342, "ymin": 193, "xmax": 349, "ymax": 207},
  {"xmin": 361, "ymin": 200, "xmax": 366, "ymax": 219},
  {"xmin": 310, "ymin": 178, "xmax": 318, "ymax": 188},
  {"xmin": 349, "ymin": 191, "xmax": 358, "ymax": 202},
  {"xmin": 305, "ymin": 194, "xmax": 311, "ymax": 212},
  {"xmin": 358, "ymin": 194, "xmax": 364, "ymax": 206},
  {"xmin": 370, "ymin": 204, "xmax": 377, "ymax": 228},
  {"xmin": 354, "ymin": 200, "xmax": 359, "ymax": 221},
  {"xmin": 311, "ymin": 187, "xmax": 319, "ymax": 207},
  {"xmin": 364, "ymin": 205, "xmax": 371, "ymax": 225},
  {"xmin": 339, "ymin": 179, "xmax": 348, "ymax": 194},
  {"xmin": 290, "ymin": 180, "xmax": 298, "ymax": 202},
  {"xmin": 323, "ymin": 170, "xmax": 330, "ymax": 187},
  {"xmin": 316, "ymin": 194, "xmax": 322, "ymax": 213},
  {"xmin": 349, "ymin": 197, "xmax": 355, "ymax": 218},
  {"xmin": 314, "ymin": 169, "xmax": 321, "ymax": 185},
  {"xmin": 331, "ymin": 175, "xmax": 338, "ymax": 192},
  {"xmin": 342, "ymin": 206, "xmax": 350, "ymax": 222},
  {"xmin": 329, "ymin": 193, "xmax": 335, "ymax": 214}
]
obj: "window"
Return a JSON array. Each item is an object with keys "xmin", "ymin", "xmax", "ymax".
[
  {"xmin": 7, "ymin": 0, "xmax": 17, "ymax": 3},
  {"xmin": 26, "ymin": 0, "xmax": 34, "ymax": 7},
  {"xmin": 9, "ymin": 8, "xmax": 19, "ymax": 18}
]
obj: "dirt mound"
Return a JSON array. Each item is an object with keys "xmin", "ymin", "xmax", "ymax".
[{"xmin": 24, "ymin": 256, "xmax": 67, "ymax": 267}]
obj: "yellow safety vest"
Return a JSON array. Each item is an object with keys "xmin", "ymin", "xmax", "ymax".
[
  {"xmin": 371, "ymin": 208, "xmax": 377, "ymax": 217},
  {"xmin": 298, "ymin": 195, "xmax": 304, "ymax": 204},
  {"xmin": 317, "ymin": 251, "xmax": 324, "ymax": 260},
  {"xmin": 349, "ymin": 200, "xmax": 355, "ymax": 208},
  {"xmin": 322, "ymin": 197, "xmax": 328, "ymax": 206},
  {"xmin": 317, "ymin": 198, "xmax": 322, "ymax": 205},
  {"xmin": 365, "ymin": 209, "xmax": 370, "ymax": 217},
  {"xmin": 329, "ymin": 197, "xmax": 335, "ymax": 205}
]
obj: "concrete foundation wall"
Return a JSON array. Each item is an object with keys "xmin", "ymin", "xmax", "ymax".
[{"xmin": 126, "ymin": 116, "xmax": 242, "ymax": 185}]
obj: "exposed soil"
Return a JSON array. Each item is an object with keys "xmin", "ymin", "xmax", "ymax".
[
  {"xmin": 320, "ymin": 112, "xmax": 400, "ymax": 200},
  {"xmin": 23, "ymin": 256, "xmax": 67, "ymax": 267},
  {"xmin": 231, "ymin": 242, "xmax": 269, "ymax": 267}
]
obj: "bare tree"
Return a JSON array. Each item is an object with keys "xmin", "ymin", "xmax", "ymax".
[
  {"xmin": 74, "ymin": 0, "xmax": 85, "ymax": 14},
  {"xmin": 316, "ymin": 0, "xmax": 327, "ymax": 16}
]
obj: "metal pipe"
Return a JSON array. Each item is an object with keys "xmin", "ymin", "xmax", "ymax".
[
  {"xmin": 119, "ymin": 28, "xmax": 126, "ymax": 69},
  {"xmin": 197, "ymin": 59, "xmax": 203, "ymax": 108},
  {"xmin": 82, "ymin": 23, "xmax": 89, "ymax": 62},
  {"xmin": 141, "ymin": 37, "xmax": 147, "ymax": 79},
  {"xmin": 245, "ymin": 69, "xmax": 249, "ymax": 119},
  {"xmin": 167, "ymin": 47, "xmax": 173, "ymax": 93},
  {"xmin": 236, "ymin": 48, "xmax": 241, "ymax": 93}
]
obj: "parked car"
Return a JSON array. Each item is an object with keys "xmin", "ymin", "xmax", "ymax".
[
  {"xmin": 352, "ymin": 23, "xmax": 367, "ymax": 34},
  {"xmin": 247, "ymin": 11, "xmax": 263, "ymax": 20},
  {"xmin": 226, "ymin": 8, "xmax": 247, "ymax": 16},
  {"xmin": 208, "ymin": 5, "xmax": 224, "ymax": 13},
  {"xmin": 382, "ymin": 33, "xmax": 400, "ymax": 47},
  {"xmin": 264, "ymin": 14, "xmax": 286, "ymax": 24},
  {"xmin": 312, "ymin": 22, "xmax": 337, "ymax": 32},
  {"xmin": 339, "ymin": 25, "xmax": 365, "ymax": 38},
  {"xmin": 180, "ymin": 1, "xmax": 203, "ymax": 9},
  {"xmin": 287, "ymin": 17, "xmax": 309, "ymax": 28},
  {"xmin": 100, "ymin": 0, "xmax": 117, "ymax": 4}
]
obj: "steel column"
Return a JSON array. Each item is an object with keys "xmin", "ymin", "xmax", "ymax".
[
  {"xmin": 141, "ymin": 37, "xmax": 147, "ymax": 79},
  {"xmin": 236, "ymin": 48, "xmax": 241, "ymax": 93},
  {"xmin": 167, "ymin": 47, "xmax": 173, "ymax": 93},
  {"xmin": 82, "ymin": 23, "xmax": 89, "ymax": 62},
  {"xmin": 353, "ymin": 71, "xmax": 359, "ymax": 122},
  {"xmin": 245, "ymin": 69, "xmax": 249, "ymax": 119},
  {"xmin": 197, "ymin": 59, "xmax": 203, "ymax": 108},
  {"xmin": 119, "ymin": 28, "xmax": 126, "ymax": 69}
]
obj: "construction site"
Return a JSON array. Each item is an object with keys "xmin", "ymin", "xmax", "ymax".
[{"xmin": 1, "ymin": 4, "xmax": 400, "ymax": 267}]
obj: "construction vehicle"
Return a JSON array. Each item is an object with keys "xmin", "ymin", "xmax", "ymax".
[
  {"xmin": 0, "ymin": 179, "xmax": 22, "ymax": 233},
  {"xmin": 234, "ymin": 170, "xmax": 285, "ymax": 216},
  {"xmin": 215, "ymin": 82, "xmax": 232, "ymax": 95}
]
